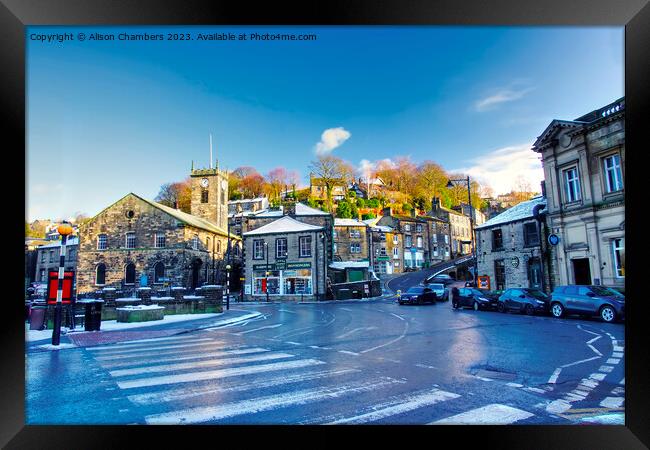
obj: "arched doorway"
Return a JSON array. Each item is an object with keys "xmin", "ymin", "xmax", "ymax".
[{"xmin": 190, "ymin": 259, "xmax": 203, "ymax": 290}]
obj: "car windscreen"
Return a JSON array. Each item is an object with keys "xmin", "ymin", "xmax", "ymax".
[
  {"xmin": 406, "ymin": 287, "xmax": 425, "ymax": 294},
  {"xmin": 430, "ymin": 284, "xmax": 445, "ymax": 290},
  {"xmin": 524, "ymin": 289, "xmax": 548, "ymax": 300}
]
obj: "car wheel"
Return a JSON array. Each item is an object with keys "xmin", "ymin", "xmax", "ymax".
[
  {"xmin": 600, "ymin": 305, "xmax": 616, "ymax": 323},
  {"xmin": 473, "ymin": 301, "xmax": 479, "ymax": 311},
  {"xmin": 525, "ymin": 304, "xmax": 534, "ymax": 316},
  {"xmin": 497, "ymin": 302, "xmax": 505, "ymax": 313},
  {"xmin": 551, "ymin": 303, "xmax": 564, "ymax": 318}
]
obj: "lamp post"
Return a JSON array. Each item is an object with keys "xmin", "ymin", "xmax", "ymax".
[
  {"xmin": 51, "ymin": 222, "xmax": 73, "ymax": 346},
  {"xmin": 264, "ymin": 242, "xmax": 270, "ymax": 302},
  {"xmin": 225, "ymin": 264, "xmax": 231, "ymax": 310},
  {"xmin": 446, "ymin": 177, "xmax": 478, "ymax": 286}
]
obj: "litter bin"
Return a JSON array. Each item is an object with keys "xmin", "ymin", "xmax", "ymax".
[
  {"xmin": 29, "ymin": 306, "xmax": 47, "ymax": 330},
  {"xmin": 84, "ymin": 300, "xmax": 103, "ymax": 331}
]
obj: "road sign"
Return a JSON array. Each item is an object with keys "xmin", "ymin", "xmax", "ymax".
[
  {"xmin": 47, "ymin": 271, "xmax": 74, "ymax": 304},
  {"xmin": 548, "ymin": 234, "xmax": 560, "ymax": 246}
]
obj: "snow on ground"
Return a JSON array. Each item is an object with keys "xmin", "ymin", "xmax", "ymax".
[{"xmin": 25, "ymin": 312, "xmax": 223, "ymax": 342}]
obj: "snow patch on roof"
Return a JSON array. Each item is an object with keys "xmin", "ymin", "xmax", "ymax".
[
  {"xmin": 243, "ymin": 215, "xmax": 324, "ymax": 236},
  {"xmin": 476, "ymin": 196, "xmax": 546, "ymax": 230},
  {"xmin": 334, "ymin": 218, "xmax": 367, "ymax": 227},
  {"xmin": 295, "ymin": 202, "xmax": 330, "ymax": 216},
  {"xmin": 329, "ymin": 261, "xmax": 370, "ymax": 269}
]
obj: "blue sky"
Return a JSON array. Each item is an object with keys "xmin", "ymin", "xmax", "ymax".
[{"xmin": 26, "ymin": 26, "xmax": 623, "ymax": 221}]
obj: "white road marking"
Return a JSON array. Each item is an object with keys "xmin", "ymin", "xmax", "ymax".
[
  {"xmin": 99, "ymin": 348, "xmax": 270, "ymax": 369},
  {"xmin": 234, "ymin": 324, "xmax": 283, "ymax": 335},
  {"xmin": 285, "ymin": 341, "xmax": 302, "ymax": 346},
  {"xmin": 506, "ymin": 383, "xmax": 524, "ymax": 388},
  {"xmin": 612, "ymin": 352, "xmax": 623, "ymax": 358},
  {"xmin": 598, "ymin": 366, "xmax": 614, "ymax": 373},
  {"xmin": 523, "ymin": 387, "xmax": 546, "ymax": 394},
  {"xmin": 90, "ymin": 340, "xmax": 223, "ymax": 357},
  {"xmin": 102, "ymin": 334, "xmax": 205, "ymax": 346},
  {"xmin": 277, "ymin": 309, "xmax": 297, "ymax": 314},
  {"xmin": 127, "ymin": 368, "xmax": 360, "ymax": 406},
  {"xmin": 577, "ymin": 325, "xmax": 601, "ymax": 337},
  {"xmin": 606, "ymin": 358, "xmax": 620, "ymax": 365},
  {"xmin": 109, "ymin": 352, "xmax": 296, "ymax": 377},
  {"xmin": 586, "ymin": 335, "xmax": 602, "ymax": 345},
  {"xmin": 415, "ymin": 364, "xmax": 437, "ymax": 369},
  {"xmin": 546, "ymin": 400, "xmax": 572, "ymax": 414},
  {"xmin": 548, "ymin": 368, "xmax": 562, "ymax": 384},
  {"xmin": 579, "ymin": 380, "xmax": 598, "ymax": 389},
  {"xmin": 116, "ymin": 358, "xmax": 326, "ymax": 389},
  {"xmin": 328, "ymin": 389, "xmax": 460, "ymax": 425},
  {"xmin": 86, "ymin": 338, "xmax": 216, "ymax": 352},
  {"xmin": 360, "ymin": 320, "xmax": 409, "ymax": 354},
  {"xmin": 93, "ymin": 343, "xmax": 245, "ymax": 361},
  {"xmin": 589, "ymin": 373, "xmax": 606, "ymax": 381},
  {"xmin": 340, "ymin": 308, "xmax": 353, "ymax": 312},
  {"xmin": 145, "ymin": 378, "xmax": 401, "ymax": 424},
  {"xmin": 600, "ymin": 397, "xmax": 624, "ymax": 408},
  {"xmin": 587, "ymin": 344, "xmax": 603, "ymax": 357},
  {"xmin": 390, "ymin": 313, "xmax": 404, "ymax": 321},
  {"xmin": 475, "ymin": 377, "xmax": 493, "ymax": 382},
  {"xmin": 619, "ymin": 378, "xmax": 625, "ymax": 385},
  {"xmin": 432, "ymin": 404, "xmax": 534, "ymax": 425},
  {"xmin": 338, "ymin": 350, "xmax": 360, "ymax": 356},
  {"xmin": 560, "ymin": 356, "xmax": 601, "ymax": 368},
  {"xmin": 337, "ymin": 327, "xmax": 377, "ymax": 340},
  {"xmin": 613, "ymin": 346, "xmax": 625, "ymax": 352},
  {"xmin": 611, "ymin": 387, "xmax": 625, "ymax": 395}
]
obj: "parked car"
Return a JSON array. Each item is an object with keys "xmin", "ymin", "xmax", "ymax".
[
  {"xmin": 549, "ymin": 285, "xmax": 625, "ymax": 323},
  {"xmin": 397, "ymin": 286, "xmax": 437, "ymax": 305},
  {"xmin": 452, "ymin": 288, "xmax": 500, "ymax": 311},
  {"xmin": 497, "ymin": 288, "xmax": 550, "ymax": 315},
  {"xmin": 427, "ymin": 283, "xmax": 449, "ymax": 301},
  {"xmin": 424, "ymin": 273, "xmax": 455, "ymax": 285},
  {"xmin": 27, "ymin": 282, "xmax": 47, "ymax": 298}
]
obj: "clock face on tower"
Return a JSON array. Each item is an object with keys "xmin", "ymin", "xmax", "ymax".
[{"xmin": 201, "ymin": 178, "xmax": 209, "ymax": 188}]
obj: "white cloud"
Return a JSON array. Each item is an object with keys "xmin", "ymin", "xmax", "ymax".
[
  {"xmin": 314, "ymin": 127, "xmax": 351, "ymax": 156},
  {"xmin": 451, "ymin": 143, "xmax": 544, "ymax": 195},
  {"xmin": 474, "ymin": 87, "xmax": 534, "ymax": 112}
]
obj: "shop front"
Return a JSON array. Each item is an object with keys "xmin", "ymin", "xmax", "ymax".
[{"xmin": 252, "ymin": 262, "xmax": 313, "ymax": 297}]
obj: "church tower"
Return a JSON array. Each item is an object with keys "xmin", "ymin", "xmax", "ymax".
[{"xmin": 190, "ymin": 162, "xmax": 229, "ymax": 231}]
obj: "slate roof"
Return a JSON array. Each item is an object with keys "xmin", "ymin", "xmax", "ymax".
[
  {"xmin": 475, "ymin": 196, "xmax": 546, "ymax": 230},
  {"xmin": 243, "ymin": 215, "xmax": 324, "ymax": 236}
]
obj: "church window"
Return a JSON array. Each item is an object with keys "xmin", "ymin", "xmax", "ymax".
[
  {"xmin": 201, "ymin": 189, "xmax": 209, "ymax": 203},
  {"xmin": 154, "ymin": 262, "xmax": 165, "ymax": 283},
  {"xmin": 97, "ymin": 234, "xmax": 107, "ymax": 250},
  {"xmin": 125, "ymin": 232, "xmax": 136, "ymax": 249},
  {"xmin": 155, "ymin": 233, "xmax": 166, "ymax": 248},
  {"xmin": 95, "ymin": 264, "xmax": 106, "ymax": 285},
  {"xmin": 124, "ymin": 263, "xmax": 136, "ymax": 285},
  {"xmin": 192, "ymin": 235, "xmax": 200, "ymax": 250}
]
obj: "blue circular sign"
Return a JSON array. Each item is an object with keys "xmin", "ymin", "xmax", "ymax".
[{"xmin": 548, "ymin": 234, "xmax": 560, "ymax": 246}]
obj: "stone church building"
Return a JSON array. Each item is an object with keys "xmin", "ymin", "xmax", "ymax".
[{"xmin": 76, "ymin": 165, "xmax": 238, "ymax": 294}]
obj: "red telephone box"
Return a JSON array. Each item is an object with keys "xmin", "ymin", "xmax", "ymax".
[{"xmin": 47, "ymin": 270, "xmax": 75, "ymax": 304}]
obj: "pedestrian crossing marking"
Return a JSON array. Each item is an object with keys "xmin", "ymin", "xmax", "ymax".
[
  {"xmin": 144, "ymin": 378, "xmax": 402, "ymax": 424},
  {"xmin": 109, "ymin": 352, "xmax": 296, "ymax": 377},
  {"xmin": 92, "ymin": 342, "xmax": 246, "ymax": 361},
  {"xmin": 98, "ymin": 347, "xmax": 270, "ymax": 369},
  {"xmin": 116, "ymin": 358, "xmax": 326, "ymax": 389},
  {"xmin": 431, "ymin": 404, "xmax": 534, "ymax": 425},
  {"xmin": 127, "ymin": 368, "xmax": 361, "ymax": 406},
  {"xmin": 90, "ymin": 340, "xmax": 226, "ymax": 357},
  {"xmin": 327, "ymin": 388, "xmax": 460, "ymax": 425},
  {"xmin": 85, "ymin": 337, "xmax": 215, "ymax": 351}
]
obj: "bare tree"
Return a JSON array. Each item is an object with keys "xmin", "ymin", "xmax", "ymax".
[{"xmin": 309, "ymin": 155, "xmax": 354, "ymax": 212}]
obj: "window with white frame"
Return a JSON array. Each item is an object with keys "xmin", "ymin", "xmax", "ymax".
[
  {"xmin": 404, "ymin": 224, "xmax": 411, "ymax": 232},
  {"xmin": 563, "ymin": 167, "xmax": 581, "ymax": 203},
  {"xmin": 155, "ymin": 233, "xmax": 166, "ymax": 248},
  {"xmin": 192, "ymin": 235, "xmax": 199, "ymax": 250},
  {"xmin": 393, "ymin": 247, "xmax": 399, "ymax": 259},
  {"xmin": 253, "ymin": 240, "xmax": 265, "ymax": 259},
  {"xmin": 393, "ymin": 235, "xmax": 398, "ymax": 244},
  {"xmin": 97, "ymin": 234, "xmax": 107, "ymax": 250},
  {"xmin": 125, "ymin": 232, "xmax": 136, "ymax": 249},
  {"xmin": 350, "ymin": 243, "xmax": 361, "ymax": 253},
  {"xmin": 433, "ymin": 245, "xmax": 438, "ymax": 256},
  {"xmin": 603, "ymin": 154, "xmax": 623, "ymax": 193},
  {"xmin": 379, "ymin": 247, "xmax": 387, "ymax": 256},
  {"xmin": 405, "ymin": 235, "xmax": 412, "ymax": 247},
  {"xmin": 276, "ymin": 238, "xmax": 288, "ymax": 258},
  {"xmin": 349, "ymin": 228, "xmax": 361, "ymax": 238},
  {"xmin": 417, "ymin": 236, "xmax": 423, "ymax": 248},
  {"xmin": 444, "ymin": 234, "xmax": 449, "ymax": 244},
  {"xmin": 612, "ymin": 238, "xmax": 625, "ymax": 277},
  {"xmin": 299, "ymin": 236, "xmax": 312, "ymax": 257}
]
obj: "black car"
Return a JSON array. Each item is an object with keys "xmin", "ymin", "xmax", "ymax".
[
  {"xmin": 452, "ymin": 288, "xmax": 499, "ymax": 311},
  {"xmin": 398, "ymin": 286, "xmax": 437, "ymax": 305},
  {"xmin": 497, "ymin": 288, "xmax": 550, "ymax": 315},
  {"xmin": 549, "ymin": 285, "xmax": 625, "ymax": 323}
]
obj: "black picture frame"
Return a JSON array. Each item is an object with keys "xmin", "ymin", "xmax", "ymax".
[{"xmin": 5, "ymin": 0, "xmax": 648, "ymax": 447}]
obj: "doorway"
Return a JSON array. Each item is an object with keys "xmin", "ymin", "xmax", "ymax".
[
  {"xmin": 190, "ymin": 259, "xmax": 203, "ymax": 290},
  {"xmin": 572, "ymin": 258, "xmax": 591, "ymax": 285},
  {"xmin": 528, "ymin": 258, "xmax": 542, "ymax": 289}
]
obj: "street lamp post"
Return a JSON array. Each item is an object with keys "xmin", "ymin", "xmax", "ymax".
[
  {"xmin": 225, "ymin": 264, "xmax": 231, "ymax": 310},
  {"xmin": 51, "ymin": 222, "xmax": 73, "ymax": 346},
  {"xmin": 447, "ymin": 177, "xmax": 479, "ymax": 286},
  {"xmin": 264, "ymin": 242, "xmax": 270, "ymax": 303}
]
